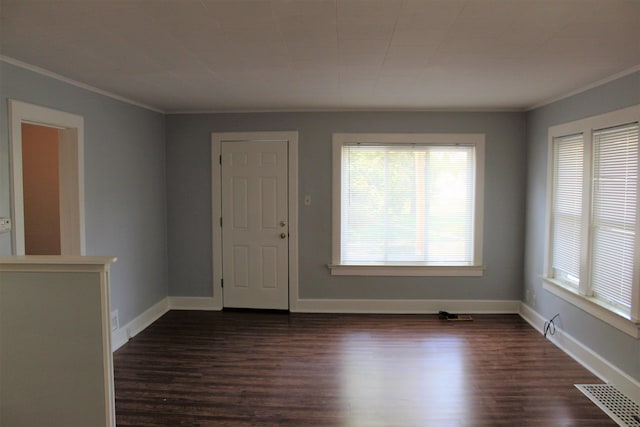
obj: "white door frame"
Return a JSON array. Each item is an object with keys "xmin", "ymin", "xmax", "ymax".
[
  {"xmin": 211, "ymin": 131, "xmax": 299, "ymax": 311},
  {"xmin": 9, "ymin": 100, "xmax": 86, "ymax": 255}
]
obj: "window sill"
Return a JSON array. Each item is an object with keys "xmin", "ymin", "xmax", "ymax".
[
  {"xmin": 541, "ymin": 277, "xmax": 640, "ymax": 339},
  {"xmin": 328, "ymin": 264, "xmax": 485, "ymax": 277}
]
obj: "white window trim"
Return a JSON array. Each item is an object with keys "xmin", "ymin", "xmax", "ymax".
[
  {"xmin": 541, "ymin": 277, "xmax": 640, "ymax": 338},
  {"xmin": 543, "ymin": 105, "xmax": 640, "ymax": 338},
  {"xmin": 330, "ymin": 133, "xmax": 485, "ymax": 277}
]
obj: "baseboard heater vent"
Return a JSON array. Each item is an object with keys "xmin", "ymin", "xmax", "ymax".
[{"xmin": 576, "ymin": 384, "xmax": 640, "ymax": 427}]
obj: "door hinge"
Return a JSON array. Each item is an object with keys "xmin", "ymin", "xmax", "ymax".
[
  {"xmin": 219, "ymin": 154, "xmax": 222, "ymax": 164},
  {"xmin": 221, "ymin": 278, "xmax": 224, "ymax": 288},
  {"xmin": 220, "ymin": 217, "xmax": 222, "ymax": 227}
]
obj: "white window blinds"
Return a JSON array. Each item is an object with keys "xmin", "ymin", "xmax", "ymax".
[
  {"xmin": 341, "ymin": 144, "xmax": 475, "ymax": 265},
  {"xmin": 591, "ymin": 123, "xmax": 639, "ymax": 310},
  {"xmin": 551, "ymin": 133, "xmax": 584, "ymax": 287},
  {"xmin": 546, "ymin": 107, "xmax": 640, "ymax": 328}
]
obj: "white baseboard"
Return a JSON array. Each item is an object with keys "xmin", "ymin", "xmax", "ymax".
[
  {"xmin": 111, "ymin": 297, "xmax": 219, "ymax": 352},
  {"xmin": 168, "ymin": 296, "xmax": 221, "ymax": 311},
  {"xmin": 293, "ymin": 298, "xmax": 520, "ymax": 314},
  {"xmin": 111, "ymin": 328, "xmax": 128, "ymax": 352},
  {"xmin": 111, "ymin": 296, "xmax": 640, "ymax": 405},
  {"xmin": 519, "ymin": 303, "xmax": 640, "ymax": 403},
  {"xmin": 112, "ymin": 297, "xmax": 518, "ymax": 349},
  {"xmin": 111, "ymin": 298, "xmax": 169, "ymax": 352}
]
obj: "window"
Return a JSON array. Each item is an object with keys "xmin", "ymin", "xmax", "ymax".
[
  {"xmin": 330, "ymin": 133, "xmax": 485, "ymax": 276},
  {"xmin": 550, "ymin": 133, "xmax": 584, "ymax": 288},
  {"xmin": 544, "ymin": 105, "xmax": 640, "ymax": 337}
]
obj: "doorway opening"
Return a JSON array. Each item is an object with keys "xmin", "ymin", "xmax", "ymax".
[
  {"xmin": 21, "ymin": 123, "xmax": 62, "ymax": 254},
  {"xmin": 9, "ymin": 100, "xmax": 85, "ymax": 256}
]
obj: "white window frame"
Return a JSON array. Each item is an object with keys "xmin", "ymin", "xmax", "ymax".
[
  {"xmin": 329, "ymin": 133, "xmax": 485, "ymax": 277},
  {"xmin": 543, "ymin": 105, "xmax": 640, "ymax": 338}
]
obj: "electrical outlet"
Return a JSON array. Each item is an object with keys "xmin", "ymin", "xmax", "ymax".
[
  {"xmin": 525, "ymin": 289, "xmax": 531, "ymax": 304},
  {"xmin": 0, "ymin": 218, "xmax": 11, "ymax": 234},
  {"xmin": 532, "ymin": 292, "xmax": 537, "ymax": 308},
  {"xmin": 111, "ymin": 310, "xmax": 119, "ymax": 331}
]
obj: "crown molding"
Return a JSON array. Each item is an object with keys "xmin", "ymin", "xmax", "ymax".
[
  {"xmin": 528, "ymin": 64, "xmax": 640, "ymax": 111},
  {"xmin": 0, "ymin": 55, "xmax": 165, "ymax": 114}
]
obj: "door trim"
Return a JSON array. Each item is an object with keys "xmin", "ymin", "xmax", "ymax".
[
  {"xmin": 8, "ymin": 100, "xmax": 86, "ymax": 255},
  {"xmin": 211, "ymin": 131, "xmax": 299, "ymax": 311}
]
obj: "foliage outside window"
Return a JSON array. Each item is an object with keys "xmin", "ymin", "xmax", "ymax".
[{"xmin": 330, "ymin": 133, "xmax": 485, "ymax": 277}]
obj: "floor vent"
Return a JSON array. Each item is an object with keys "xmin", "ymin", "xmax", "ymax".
[{"xmin": 576, "ymin": 384, "xmax": 640, "ymax": 427}]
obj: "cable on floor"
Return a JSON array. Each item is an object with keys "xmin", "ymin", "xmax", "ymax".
[{"xmin": 544, "ymin": 313, "xmax": 560, "ymax": 338}]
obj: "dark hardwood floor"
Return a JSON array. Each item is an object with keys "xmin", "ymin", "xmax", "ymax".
[{"xmin": 113, "ymin": 311, "xmax": 614, "ymax": 426}]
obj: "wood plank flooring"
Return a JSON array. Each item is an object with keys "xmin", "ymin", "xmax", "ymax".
[{"xmin": 113, "ymin": 311, "xmax": 614, "ymax": 426}]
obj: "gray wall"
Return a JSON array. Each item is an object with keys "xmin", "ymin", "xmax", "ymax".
[
  {"xmin": 1, "ymin": 270, "xmax": 110, "ymax": 426},
  {"xmin": 0, "ymin": 61, "xmax": 168, "ymax": 327},
  {"xmin": 4, "ymin": 52, "xmax": 637, "ymax": 389},
  {"xmin": 166, "ymin": 111, "xmax": 527, "ymax": 300},
  {"xmin": 5, "ymin": 55, "xmax": 637, "ymax": 385},
  {"xmin": 524, "ymin": 71, "xmax": 640, "ymax": 383}
]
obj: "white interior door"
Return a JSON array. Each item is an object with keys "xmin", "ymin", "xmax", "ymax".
[{"xmin": 221, "ymin": 140, "xmax": 289, "ymax": 309}]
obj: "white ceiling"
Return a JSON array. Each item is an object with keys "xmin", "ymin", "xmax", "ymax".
[{"xmin": 1, "ymin": 0, "xmax": 639, "ymax": 113}]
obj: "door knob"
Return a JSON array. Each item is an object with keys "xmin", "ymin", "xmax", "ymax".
[
  {"xmin": 280, "ymin": 221, "xmax": 287, "ymax": 227},
  {"xmin": 280, "ymin": 233, "xmax": 287, "ymax": 239}
]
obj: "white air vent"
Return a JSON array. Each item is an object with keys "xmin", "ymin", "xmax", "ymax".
[{"xmin": 576, "ymin": 384, "xmax": 640, "ymax": 427}]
